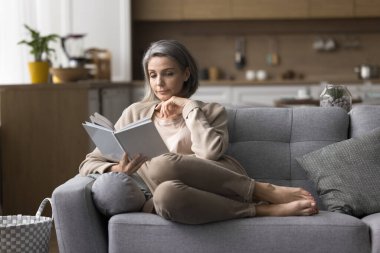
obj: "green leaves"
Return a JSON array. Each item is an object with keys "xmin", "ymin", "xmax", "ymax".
[
  {"xmin": 18, "ymin": 24, "xmax": 59, "ymax": 62},
  {"xmin": 324, "ymin": 85, "xmax": 345, "ymax": 99}
]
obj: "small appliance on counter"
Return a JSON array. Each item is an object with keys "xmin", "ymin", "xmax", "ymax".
[
  {"xmin": 354, "ymin": 64, "xmax": 380, "ymax": 80},
  {"xmin": 50, "ymin": 34, "xmax": 90, "ymax": 83},
  {"xmin": 61, "ymin": 34, "xmax": 88, "ymax": 68},
  {"xmin": 51, "ymin": 34, "xmax": 112, "ymax": 83}
]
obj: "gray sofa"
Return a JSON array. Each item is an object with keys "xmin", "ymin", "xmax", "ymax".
[{"xmin": 52, "ymin": 105, "xmax": 380, "ymax": 253}]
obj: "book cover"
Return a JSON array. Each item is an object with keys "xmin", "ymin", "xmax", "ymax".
[{"xmin": 83, "ymin": 113, "xmax": 168, "ymax": 162}]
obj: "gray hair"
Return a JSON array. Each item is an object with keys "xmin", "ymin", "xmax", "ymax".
[{"xmin": 141, "ymin": 40, "xmax": 199, "ymax": 101}]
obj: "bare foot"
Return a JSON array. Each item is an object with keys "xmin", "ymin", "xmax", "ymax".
[
  {"xmin": 256, "ymin": 200, "xmax": 318, "ymax": 217},
  {"xmin": 254, "ymin": 182, "xmax": 314, "ymax": 204}
]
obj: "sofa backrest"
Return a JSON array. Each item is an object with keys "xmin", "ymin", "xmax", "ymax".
[
  {"xmin": 349, "ymin": 105, "xmax": 380, "ymax": 138},
  {"xmin": 225, "ymin": 107, "xmax": 349, "ymax": 200}
]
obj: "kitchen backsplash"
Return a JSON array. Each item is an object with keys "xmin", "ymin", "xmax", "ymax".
[{"xmin": 132, "ymin": 18, "xmax": 380, "ymax": 83}]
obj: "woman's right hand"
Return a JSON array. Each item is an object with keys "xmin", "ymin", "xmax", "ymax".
[
  {"xmin": 109, "ymin": 153, "xmax": 148, "ymax": 175},
  {"xmin": 155, "ymin": 96, "xmax": 190, "ymax": 119}
]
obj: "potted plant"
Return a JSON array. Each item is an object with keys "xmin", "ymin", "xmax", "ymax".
[
  {"xmin": 18, "ymin": 24, "xmax": 59, "ymax": 84},
  {"xmin": 320, "ymin": 84, "xmax": 352, "ymax": 112}
]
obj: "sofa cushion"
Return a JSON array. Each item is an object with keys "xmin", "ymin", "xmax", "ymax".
[
  {"xmin": 226, "ymin": 107, "xmax": 349, "ymax": 207},
  {"xmin": 108, "ymin": 211, "xmax": 370, "ymax": 253},
  {"xmin": 350, "ymin": 105, "xmax": 380, "ymax": 138},
  {"xmin": 296, "ymin": 127, "xmax": 380, "ymax": 218},
  {"xmin": 92, "ymin": 172, "xmax": 146, "ymax": 217}
]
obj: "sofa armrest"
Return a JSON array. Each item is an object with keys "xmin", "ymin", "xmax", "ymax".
[{"xmin": 52, "ymin": 175, "xmax": 108, "ymax": 253}]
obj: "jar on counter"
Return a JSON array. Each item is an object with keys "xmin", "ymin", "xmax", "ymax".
[{"xmin": 320, "ymin": 84, "xmax": 352, "ymax": 112}]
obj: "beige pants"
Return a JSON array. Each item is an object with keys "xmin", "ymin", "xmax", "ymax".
[{"xmin": 137, "ymin": 153, "xmax": 256, "ymax": 224}]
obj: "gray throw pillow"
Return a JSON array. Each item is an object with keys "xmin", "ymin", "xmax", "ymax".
[
  {"xmin": 92, "ymin": 172, "xmax": 146, "ymax": 217},
  {"xmin": 296, "ymin": 127, "xmax": 380, "ymax": 218}
]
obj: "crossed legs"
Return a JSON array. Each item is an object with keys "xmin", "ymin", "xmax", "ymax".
[{"xmin": 141, "ymin": 153, "xmax": 317, "ymax": 224}]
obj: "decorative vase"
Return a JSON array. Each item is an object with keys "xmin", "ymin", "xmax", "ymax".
[
  {"xmin": 28, "ymin": 61, "xmax": 50, "ymax": 84},
  {"xmin": 320, "ymin": 84, "xmax": 352, "ymax": 112}
]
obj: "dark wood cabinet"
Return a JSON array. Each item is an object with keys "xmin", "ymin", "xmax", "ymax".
[
  {"xmin": 0, "ymin": 83, "xmax": 132, "ymax": 215},
  {"xmin": 132, "ymin": 0, "xmax": 380, "ymax": 21}
]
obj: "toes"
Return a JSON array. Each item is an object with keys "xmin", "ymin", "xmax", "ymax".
[
  {"xmin": 304, "ymin": 201, "xmax": 318, "ymax": 215},
  {"xmin": 300, "ymin": 189, "xmax": 313, "ymax": 197},
  {"xmin": 302, "ymin": 208, "xmax": 316, "ymax": 216}
]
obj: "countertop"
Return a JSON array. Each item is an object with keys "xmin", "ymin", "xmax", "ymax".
[{"xmin": 0, "ymin": 78, "xmax": 379, "ymax": 89}]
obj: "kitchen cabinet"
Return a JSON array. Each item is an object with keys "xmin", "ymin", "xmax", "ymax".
[
  {"xmin": 131, "ymin": 83, "xmax": 314, "ymax": 106},
  {"xmin": 131, "ymin": 85, "xmax": 145, "ymax": 103},
  {"xmin": 231, "ymin": 86, "xmax": 314, "ymax": 106},
  {"xmin": 188, "ymin": 83, "xmax": 380, "ymax": 107},
  {"xmin": 231, "ymin": 0, "xmax": 309, "ymax": 19},
  {"xmin": 101, "ymin": 87, "xmax": 131, "ymax": 124},
  {"xmin": 355, "ymin": 0, "xmax": 380, "ymax": 17},
  {"xmin": 132, "ymin": 0, "xmax": 182, "ymax": 21},
  {"xmin": 184, "ymin": 85, "xmax": 314, "ymax": 107},
  {"xmin": 132, "ymin": 0, "xmax": 380, "ymax": 21},
  {"xmin": 192, "ymin": 86, "xmax": 233, "ymax": 105},
  {"xmin": 0, "ymin": 83, "xmax": 132, "ymax": 215},
  {"xmin": 132, "ymin": 0, "xmax": 310, "ymax": 20},
  {"xmin": 130, "ymin": 82, "xmax": 312, "ymax": 106},
  {"xmin": 133, "ymin": 0, "xmax": 231, "ymax": 20},
  {"xmin": 0, "ymin": 86, "xmax": 96, "ymax": 215},
  {"xmin": 309, "ymin": 0, "xmax": 354, "ymax": 18},
  {"xmin": 183, "ymin": 0, "xmax": 231, "ymax": 20}
]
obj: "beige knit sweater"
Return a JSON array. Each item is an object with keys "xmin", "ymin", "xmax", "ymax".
[{"xmin": 79, "ymin": 100, "xmax": 233, "ymax": 176}]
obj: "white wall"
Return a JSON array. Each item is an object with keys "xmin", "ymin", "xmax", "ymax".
[
  {"xmin": 70, "ymin": 0, "xmax": 132, "ymax": 81},
  {"xmin": 0, "ymin": 0, "xmax": 132, "ymax": 84}
]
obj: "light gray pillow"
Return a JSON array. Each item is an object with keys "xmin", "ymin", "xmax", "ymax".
[
  {"xmin": 91, "ymin": 172, "xmax": 146, "ymax": 217},
  {"xmin": 296, "ymin": 127, "xmax": 380, "ymax": 218}
]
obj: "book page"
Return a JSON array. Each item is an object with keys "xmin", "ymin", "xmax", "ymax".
[
  {"xmin": 90, "ymin": 112, "xmax": 115, "ymax": 130},
  {"xmin": 115, "ymin": 119, "xmax": 168, "ymax": 158},
  {"xmin": 82, "ymin": 123, "xmax": 124, "ymax": 162},
  {"xmin": 118, "ymin": 117, "xmax": 152, "ymax": 132}
]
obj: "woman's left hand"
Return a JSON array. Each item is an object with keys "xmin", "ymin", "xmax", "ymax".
[
  {"xmin": 110, "ymin": 153, "xmax": 148, "ymax": 175},
  {"xmin": 156, "ymin": 96, "xmax": 190, "ymax": 119}
]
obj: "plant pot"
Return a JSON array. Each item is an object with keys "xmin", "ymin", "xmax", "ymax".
[{"xmin": 28, "ymin": 61, "xmax": 50, "ymax": 84}]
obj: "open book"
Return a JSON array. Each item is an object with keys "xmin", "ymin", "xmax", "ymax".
[{"xmin": 82, "ymin": 112, "xmax": 168, "ymax": 162}]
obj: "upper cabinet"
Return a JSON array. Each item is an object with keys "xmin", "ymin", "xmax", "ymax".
[
  {"xmin": 132, "ymin": 0, "xmax": 182, "ymax": 21},
  {"xmin": 132, "ymin": 0, "xmax": 380, "ymax": 21},
  {"xmin": 231, "ymin": 0, "xmax": 308, "ymax": 19},
  {"xmin": 355, "ymin": 0, "xmax": 380, "ymax": 17},
  {"xmin": 309, "ymin": 0, "xmax": 354, "ymax": 18},
  {"xmin": 183, "ymin": 0, "xmax": 231, "ymax": 20}
]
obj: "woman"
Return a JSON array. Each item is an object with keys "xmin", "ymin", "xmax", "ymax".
[{"xmin": 79, "ymin": 40, "xmax": 318, "ymax": 224}]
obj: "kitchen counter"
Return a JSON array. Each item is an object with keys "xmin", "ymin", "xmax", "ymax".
[
  {"xmin": 131, "ymin": 79, "xmax": 380, "ymax": 86},
  {"xmin": 0, "ymin": 81, "xmax": 135, "ymax": 90},
  {"xmin": 1, "ymin": 77, "xmax": 379, "ymax": 89},
  {"xmin": 199, "ymin": 79, "xmax": 380, "ymax": 86}
]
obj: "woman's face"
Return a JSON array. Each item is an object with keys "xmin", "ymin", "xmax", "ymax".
[{"xmin": 147, "ymin": 56, "xmax": 190, "ymax": 101}]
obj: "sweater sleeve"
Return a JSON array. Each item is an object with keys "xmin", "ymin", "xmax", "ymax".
[
  {"xmin": 78, "ymin": 148, "xmax": 118, "ymax": 175},
  {"xmin": 182, "ymin": 101, "xmax": 229, "ymax": 160}
]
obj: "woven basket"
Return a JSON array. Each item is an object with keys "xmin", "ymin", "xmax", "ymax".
[{"xmin": 0, "ymin": 198, "xmax": 53, "ymax": 253}]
